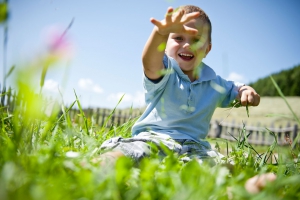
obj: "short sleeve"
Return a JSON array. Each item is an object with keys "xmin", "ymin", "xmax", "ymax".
[
  {"xmin": 143, "ymin": 55, "xmax": 173, "ymax": 104},
  {"xmin": 217, "ymin": 76, "xmax": 245, "ymax": 108}
]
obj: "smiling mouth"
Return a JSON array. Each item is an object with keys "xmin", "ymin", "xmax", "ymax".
[{"xmin": 178, "ymin": 53, "xmax": 194, "ymax": 61}]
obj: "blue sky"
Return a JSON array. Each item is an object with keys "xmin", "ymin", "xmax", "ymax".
[{"xmin": 1, "ymin": 0, "xmax": 300, "ymax": 108}]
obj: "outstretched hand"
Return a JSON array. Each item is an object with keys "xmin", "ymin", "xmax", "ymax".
[
  {"xmin": 150, "ymin": 7, "xmax": 200, "ymax": 36},
  {"xmin": 238, "ymin": 85, "xmax": 260, "ymax": 106}
]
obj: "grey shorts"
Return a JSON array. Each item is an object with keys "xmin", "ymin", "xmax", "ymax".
[{"xmin": 100, "ymin": 132, "xmax": 224, "ymax": 165}]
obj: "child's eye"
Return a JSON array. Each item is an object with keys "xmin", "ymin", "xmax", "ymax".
[
  {"xmin": 174, "ymin": 37, "xmax": 183, "ymax": 41},
  {"xmin": 193, "ymin": 38, "xmax": 200, "ymax": 43}
]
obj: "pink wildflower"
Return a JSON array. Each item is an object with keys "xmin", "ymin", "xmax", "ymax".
[{"xmin": 44, "ymin": 25, "xmax": 74, "ymax": 59}]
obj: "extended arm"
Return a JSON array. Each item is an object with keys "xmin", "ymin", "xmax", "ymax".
[{"xmin": 142, "ymin": 7, "xmax": 200, "ymax": 80}]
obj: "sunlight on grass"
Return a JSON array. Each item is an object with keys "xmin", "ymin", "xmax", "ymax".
[
  {"xmin": 1, "ymin": 62, "xmax": 300, "ymax": 199},
  {"xmin": 0, "ymin": 6, "xmax": 300, "ymax": 199}
]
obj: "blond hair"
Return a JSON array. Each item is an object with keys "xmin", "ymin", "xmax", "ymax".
[{"xmin": 181, "ymin": 5, "xmax": 212, "ymax": 43}]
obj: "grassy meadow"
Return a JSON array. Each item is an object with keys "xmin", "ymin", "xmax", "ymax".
[
  {"xmin": 1, "ymin": 17, "xmax": 299, "ymax": 199},
  {"xmin": 1, "ymin": 76, "xmax": 300, "ymax": 200},
  {"xmin": 1, "ymin": 90, "xmax": 300, "ymax": 200},
  {"xmin": 1, "ymin": 51, "xmax": 300, "ymax": 199},
  {"xmin": 212, "ymin": 97, "xmax": 300, "ymax": 127}
]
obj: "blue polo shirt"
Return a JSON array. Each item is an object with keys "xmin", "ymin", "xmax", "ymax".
[{"xmin": 132, "ymin": 55, "xmax": 243, "ymax": 143}]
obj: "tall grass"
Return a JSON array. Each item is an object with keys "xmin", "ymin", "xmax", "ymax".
[
  {"xmin": 1, "ymin": 69, "xmax": 300, "ymax": 200},
  {"xmin": 0, "ymin": 39, "xmax": 300, "ymax": 199}
]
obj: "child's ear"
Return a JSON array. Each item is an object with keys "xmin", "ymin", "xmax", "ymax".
[{"xmin": 204, "ymin": 43, "xmax": 212, "ymax": 58}]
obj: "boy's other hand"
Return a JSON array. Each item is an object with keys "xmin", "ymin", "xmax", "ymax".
[
  {"xmin": 150, "ymin": 7, "xmax": 200, "ymax": 36},
  {"xmin": 238, "ymin": 85, "xmax": 260, "ymax": 106}
]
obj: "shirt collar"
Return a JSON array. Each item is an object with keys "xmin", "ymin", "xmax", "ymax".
[{"xmin": 168, "ymin": 56, "xmax": 216, "ymax": 83}]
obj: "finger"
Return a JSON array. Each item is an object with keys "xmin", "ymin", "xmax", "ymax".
[
  {"xmin": 181, "ymin": 12, "xmax": 201, "ymax": 23},
  {"xmin": 240, "ymin": 93, "xmax": 248, "ymax": 106},
  {"xmin": 252, "ymin": 94, "xmax": 260, "ymax": 106},
  {"xmin": 165, "ymin": 7, "xmax": 173, "ymax": 23},
  {"xmin": 183, "ymin": 26, "xmax": 198, "ymax": 35},
  {"xmin": 247, "ymin": 91, "xmax": 260, "ymax": 106},
  {"xmin": 150, "ymin": 18, "xmax": 162, "ymax": 27},
  {"xmin": 173, "ymin": 9, "xmax": 185, "ymax": 23},
  {"xmin": 247, "ymin": 95, "xmax": 254, "ymax": 106}
]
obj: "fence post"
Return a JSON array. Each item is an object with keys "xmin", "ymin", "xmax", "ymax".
[
  {"xmin": 124, "ymin": 109, "xmax": 129, "ymax": 124},
  {"xmin": 0, "ymin": 86, "xmax": 6, "ymax": 106},
  {"xmin": 101, "ymin": 109, "xmax": 106, "ymax": 127},
  {"xmin": 284, "ymin": 122, "xmax": 292, "ymax": 145},
  {"xmin": 214, "ymin": 120, "xmax": 222, "ymax": 138},
  {"xmin": 95, "ymin": 108, "xmax": 100, "ymax": 125},
  {"xmin": 261, "ymin": 128, "xmax": 266, "ymax": 145},
  {"xmin": 293, "ymin": 124, "xmax": 298, "ymax": 141},
  {"xmin": 278, "ymin": 125, "xmax": 283, "ymax": 145},
  {"xmin": 267, "ymin": 122, "xmax": 275, "ymax": 145},
  {"xmin": 256, "ymin": 122, "xmax": 260, "ymax": 143},
  {"xmin": 248, "ymin": 125, "xmax": 253, "ymax": 143},
  {"xmin": 117, "ymin": 109, "xmax": 122, "ymax": 126},
  {"xmin": 88, "ymin": 108, "xmax": 92, "ymax": 120},
  {"xmin": 111, "ymin": 109, "xmax": 115, "ymax": 127},
  {"xmin": 6, "ymin": 87, "xmax": 11, "ymax": 109},
  {"xmin": 10, "ymin": 90, "xmax": 16, "ymax": 112},
  {"xmin": 231, "ymin": 119, "xmax": 235, "ymax": 137}
]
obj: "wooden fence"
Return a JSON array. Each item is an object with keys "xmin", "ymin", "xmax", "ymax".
[
  {"xmin": 68, "ymin": 108, "xmax": 143, "ymax": 127},
  {"xmin": 208, "ymin": 120, "xmax": 299, "ymax": 146},
  {"xmin": 1, "ymin": 86, "xmax": 19, "ymax": 113},
  {"xmin": 1, "ymin": 86, "xmax": 299, "ymax": 146},
  {"xmin": 63, "ymin": 108, "xmax": 300, "ymax": 146}
]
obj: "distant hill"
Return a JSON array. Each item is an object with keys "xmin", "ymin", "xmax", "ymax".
[{"xmin": 249, "ymin": 64, "xmax": 300, "ymax": 96}]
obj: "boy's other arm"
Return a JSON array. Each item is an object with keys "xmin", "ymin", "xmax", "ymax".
[{"xmin": 238, "ymin": 85, "xmax": 260, "ymax": 106}]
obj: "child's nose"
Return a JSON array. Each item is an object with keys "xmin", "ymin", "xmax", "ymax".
[{"xmin": 183, "ymin": 42, "xmax": 191, "ymax": 49}]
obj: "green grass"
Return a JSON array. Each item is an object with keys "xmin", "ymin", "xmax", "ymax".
[
  {"xmin": 1, "ymin": 83, "xmax": 300, "ymax": 200},
  {"xmin": 212, "ymin": 96, "xmax": 300, "ymax": 127},
  {"xmin": 1, "ymin": 36, "xmax": 300, "ymax": 199}
]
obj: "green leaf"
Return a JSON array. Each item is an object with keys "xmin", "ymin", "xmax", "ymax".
[
  {"xmin": 74, "ymin": 89, "xmax": 89, "ymax": 135},
  {"xmin": 0, "ymin": 3, "xmax": 8, "ymax": 24},
  {"xmin": 5, "ymin": 65, "xmax": 15, "ymax": 79},
  {"xmin": 40, "ymin": 65, "xmax": 49, "ymax": 89},
  {"xmin": 157, "ymin": 42, "xmax": 166, "ymax": 52}
]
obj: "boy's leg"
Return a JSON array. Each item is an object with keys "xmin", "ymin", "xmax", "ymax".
[
  {"xmin": 97, "ymin": 134, "xmax": 154, "ymax": 165},
  {"xmin": 176, "ymin": 139, "xmax": 223, "ymax": 165},
  {"xmin": 97, "ymin": 132, "xmax": 182, "ymax": 166}
]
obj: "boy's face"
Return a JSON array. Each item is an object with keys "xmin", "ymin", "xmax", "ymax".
[{"xmin": 165, "ymin": 18, "xmax": 211, "ymax": 77}]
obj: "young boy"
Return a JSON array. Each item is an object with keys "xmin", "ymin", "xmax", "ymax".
[{"xmin": 99, "ymin": 5, "xmax": 260, "ymax": 165}]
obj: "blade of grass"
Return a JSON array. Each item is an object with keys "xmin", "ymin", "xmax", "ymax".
[
  {"xmin": 102, "ymin": 94, "xmax": 125, "ymax": 130},
  {"xmin": 50, "ymin": 100, "xmax": 76, "ymax": 132},
  {"xmin": 5, "ymin": 65, "xmax": 15, "ymax": 79},
  {"xmin": 74, "ymin": 89, "xmax": 89, "ymax": 135},
  {"xmin": 264, "ymin": 128, "xmax": 278, "ymax": 164},
  {"xmin": 228, "ymin": 124, "xmax": 263, "ymax": 159},
  {"xmin": 219, "ymin": 101, "xmax": 241, "ymax": 125},
  {"xmin": 270, "ymin": 76, "xmax": 300, "ymax": 148}
]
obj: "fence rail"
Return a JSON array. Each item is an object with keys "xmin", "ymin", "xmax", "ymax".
[
  {"xmin": 1, "ymin": 86, "xmax": 299, "ymax": 146},
  {"xmin": 208, "ymin": 120, "xmax": 299, "ymax": 146},
  {"xmin": 68, "ymin": 108, "xmax": 143, "ymax": 127}
]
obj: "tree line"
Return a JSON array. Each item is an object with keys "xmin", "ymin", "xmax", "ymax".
[{"xmin": 249, "ymin": 64, "xmax": 300, "ymax": 96}]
